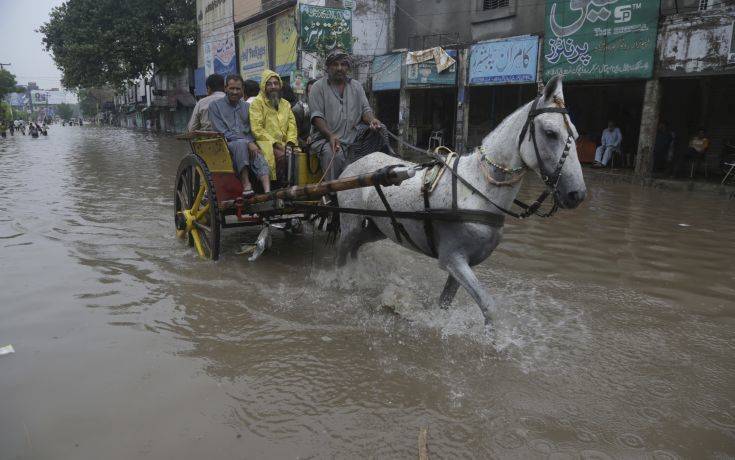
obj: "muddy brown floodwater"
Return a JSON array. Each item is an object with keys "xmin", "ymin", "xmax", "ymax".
[{"xmin": 1, "ymin": 126, "xmax": 734, "ymax": 459}]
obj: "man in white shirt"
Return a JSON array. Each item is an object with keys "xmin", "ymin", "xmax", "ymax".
[
  {"xmin": 187, "ymin": 74, "xmax": 225, "ymax": 132},
  {"xmin": 593, "ymin": 120, "xmax": 622, "ymax": 167}
]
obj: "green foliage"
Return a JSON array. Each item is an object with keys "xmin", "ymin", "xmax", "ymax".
[
  {"xmin": 0, "ymin": 102, "xmax": 12, "ymax": 123},
  {"xmin": 12, "ymin": 108, "xmax": 29, "ymax": 121},
  {"xmin": 78, "ymin": 95, "xmax": 98, "ymax": 117},
  {"xmin": 0, "ymin": 69, "xmax": 22, "ymax": 99},
  {"xmin": 57, "ymin": 103, "xmax": 75, "ymax": 121},
  {"xmin": 39, "ymin": 0, "xmax": 197, "ymax": 88}
]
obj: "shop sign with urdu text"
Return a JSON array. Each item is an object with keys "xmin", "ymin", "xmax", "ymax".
[{"xmin": 543, "ymin": 0, "xmax": 660, "ymax": 80}]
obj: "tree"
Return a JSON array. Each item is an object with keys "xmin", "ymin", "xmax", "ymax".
[
  {"xmin": 39, "ymin": 0, "xmax": 197, "ymax": 88},
  {"xmin": 78, "ymin": 92, "xmax": 98, "ymax": 118},
  {"xmin": 57, "ymin": 103, "xmax": 74, "ymax": 121},
  {"xmin": 0, "ymin": 102, "xmax": 12, "ymax": 123},
  {"xmin": 0, "ymin": 69, "xmax": 22, "ymax": 99}
]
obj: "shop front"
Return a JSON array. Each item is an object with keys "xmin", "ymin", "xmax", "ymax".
[
  {"xmin": 542, "ymin": 0, "xmax": 660, "ymax": 167},
  {"xmin": 405, "ymin": 49, "xmax": 459, "ymax": 150},
  {"xmin": 467, "ymin": 35, "xmax": 539, "ymax": 148},
  {"xmin": 371, "ymin": 52, "xmax": 403, "ymax": 138},
  {"xmin": 654, "ymin": 6, "xmax": 735, "ymax": 176}
]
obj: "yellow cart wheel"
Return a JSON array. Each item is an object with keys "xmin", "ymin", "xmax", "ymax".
[{"xmin": 174, "ymin": 154, "xmax": 221, "ymax": 260}]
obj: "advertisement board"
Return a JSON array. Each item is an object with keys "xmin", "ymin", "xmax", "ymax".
[
  {"xmin": 406, "ymin": 50, "xmax": 457, "ymax": 87},
  {"xmin": 543, "ymin": 0, "xmax": 660, "ymax": 80},
  {"xmin": 274, "ymin": 9, "xmax": 298, "ymax": 76},
  {"xmin": 299, "ymin": 5, "xmax": 352, "ymax": 53},
  {"xmin": 469, "ymin": 35, "xmax": 539, "ymax": 85},
  {"xmin": 238, "ymin": 21, "xmax": 269, "ymax": 82},
  {"xmin": 372, "ymin": 53, "xmax": 402, "ymax": 91}
]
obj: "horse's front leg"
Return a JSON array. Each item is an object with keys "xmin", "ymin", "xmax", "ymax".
[{"xmin": 440, "ymin": 254, "xmax": 497, "ymax": 329}]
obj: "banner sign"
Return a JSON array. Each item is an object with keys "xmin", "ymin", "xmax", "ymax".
[
  {"xmin": 543, "ymin": 0, "xmax": 660, "ymax": 81},
  {"xmin": 372, "ymin": 53, "xmax": 402, "ymax": 91},
  {"xmin": 299, "ymin": 5, "xmax": 352, "ymax": 53},
  {"xmin": 238, "ymin": 21, "xmax": 268, "ymax": 82},
  {"xmin": 274, "ymin": 9, "xmax": 298, "ymax": 76},
  {"xmin": 204, "ymin": 26, "xmax": 237, "ymax": 77},
  {"xmin": 406, "ymin": 49, "xmax": 457, "ymax": 87},
  {"xmin": 469, "ymin": 35, "xmax": 539, "ymax": 85},
  {"xmin": 31, "ymin": 91, "xmax": 49, "ymax": 103}
]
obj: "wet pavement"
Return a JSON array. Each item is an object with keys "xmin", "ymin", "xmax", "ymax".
[{"xmin": 1, "ymin": 126, "xmax": 734, "ymax": 459}]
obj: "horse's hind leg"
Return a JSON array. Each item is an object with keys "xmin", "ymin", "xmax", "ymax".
[
  {"xmin": 439, "ymin": 275, "xmax": 459, "ymax": 309},
  {"xmin": 440, "ymin": 255, "xmax": 497, "ymax": 329}
]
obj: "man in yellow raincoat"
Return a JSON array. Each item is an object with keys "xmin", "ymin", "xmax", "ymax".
[{"xmin": 249, "ymin": 69, "xmax": 298, "ymax": 183}]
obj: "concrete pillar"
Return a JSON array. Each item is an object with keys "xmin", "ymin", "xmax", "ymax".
[
  {"xmin": 398, "ymin": 84, "xmax": 410, "ymax": 158},
  {"xmin": 387, "ymin": 0, "xmax": 396, "ymax": 52},
  {"xmin": 699, "ymin": 77, "xmax": 710, "ymax": 128},
  {"xmin": 454, "ymin": 48, "xmax": 469, "ymax": 154},
  {"xmin": 634, "ymin": 78, "xmax": 662, "ymax": 177}
]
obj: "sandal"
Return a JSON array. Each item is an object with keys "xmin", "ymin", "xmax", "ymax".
[{"xmin": 242, "ymin": 188, "xmax": 255, "ymax": 199}]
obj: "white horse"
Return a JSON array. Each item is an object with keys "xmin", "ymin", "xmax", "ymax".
[{"xmin": 336, "ymin": 76, "xmax": 587, "ymax": 329}]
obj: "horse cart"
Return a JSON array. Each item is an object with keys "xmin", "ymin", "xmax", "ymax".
[{"xmin": 174, "ymin": 131, "xmax": 415, "ymax": 260}]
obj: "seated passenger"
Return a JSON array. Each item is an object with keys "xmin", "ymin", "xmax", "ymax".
[
  {"xmin": 248, "ymin": 69, "xmax": 298, "ymax": 184},
  {"xmin": 209, "ymin": 74, "xmax": 271, "ymax": 196},
  {"xmin": 187, "ymin": 73, "xmax": 225, "ymax": 132}
]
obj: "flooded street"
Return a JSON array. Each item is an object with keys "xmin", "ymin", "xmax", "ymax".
[{"xmin": 1, "ymin": 126, "xmax": 734, "ymax": 458}]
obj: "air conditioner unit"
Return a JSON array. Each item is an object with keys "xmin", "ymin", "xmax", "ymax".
[{"xmin": 728, "ymin": 52, "xmax": 735, "ymax": 65}]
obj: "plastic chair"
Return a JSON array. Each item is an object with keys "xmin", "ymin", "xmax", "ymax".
[
  {"xmin": 689, "ymin": 152, "xmax": 713, "ymax": 179},
  {"xmin": 722, "ymin": 162, "xmax": 735, "ymax": 185},
  {"xmin": 429, "ymin": 130, "xmax": 444, "ymax": 150},
  {"xmin": 608, "ymin": 147, "xmax": 622, "ymax": 169}
]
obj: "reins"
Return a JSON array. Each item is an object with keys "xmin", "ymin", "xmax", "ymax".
[{"xmin": 384, "ymin": 94, "xmax": 574, "ymax": 221}]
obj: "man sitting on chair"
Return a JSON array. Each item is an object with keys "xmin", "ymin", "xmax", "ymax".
[
  {"xmin": 249, "ymin": 69, "xmax": 298, "ymax": 184},
  {"xmin": 593, "ymin": 120, "xmax": 622, "ymax": 167},
  {"xmin": 209, "ymin": 74, "xmax": 271, "ymax": 196}
]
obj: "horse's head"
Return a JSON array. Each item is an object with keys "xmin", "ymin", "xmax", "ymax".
[{"xmin": 517, "ymin": 76, "xmax": 586, "ymax": 209}]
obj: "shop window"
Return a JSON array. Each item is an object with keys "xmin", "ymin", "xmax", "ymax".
[
  {"xmin": 483, "ymin": 0, "xmax": 509, "ymax": 9},
  {"xmin": 473, "ymin": 0, "xmax": 515, "ymax": 22},
  {"xmin": 698, "ymin": 0, "xmax": 723, "ymax": 10}
]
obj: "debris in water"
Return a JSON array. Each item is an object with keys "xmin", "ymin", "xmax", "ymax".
[
  {"xmin": 418, "ymin": 426, "xmax": 429, "ymax": 460},
  {"xmin": 678, "ymin": 223, "xmax": 691, "ymax": 227},
  {"xmin": 0, "ymin": 344, "xmax": 15, "ymax": 356},
  {"xmin": 236, "ymin": 244, "xmax": 256, "ymax": 256},
  {"xmin": 321, "ymin": 336, "xmax": 333, "ymax": 343}
]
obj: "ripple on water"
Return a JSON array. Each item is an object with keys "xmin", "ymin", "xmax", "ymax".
[
  {"xmin": 704, "ymin": 409, "xmax": 735, "ymax": 431},
  {"xmin": 3, "ymin": 127, "xmax": 735, "ymax": 458},
  {"xmin": 617, "ymin": 432, "xmax": 645, "ymax": 449}
]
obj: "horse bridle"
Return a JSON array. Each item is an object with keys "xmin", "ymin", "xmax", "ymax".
[{"xmin": 513, "ymin": 96, "xmax": 575, "ymax": 217}]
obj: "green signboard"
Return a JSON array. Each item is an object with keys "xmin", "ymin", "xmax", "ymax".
[
  {"xmin": 299, "ymin": 4, "xmax": 352, "ymax": 53},
  {"xmin": 543, "ymin": 0, "xmax": 660, "ymax": 81}
]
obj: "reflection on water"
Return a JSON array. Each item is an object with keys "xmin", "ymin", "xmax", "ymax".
[{"xmin": 1, "ymin": 126, "xmax": 734, "ymax": 458}]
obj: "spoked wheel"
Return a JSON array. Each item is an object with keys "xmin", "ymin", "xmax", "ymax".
[{"xmin": 174, "ymin": 154, "xmax": 221, "ymax": 260}]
